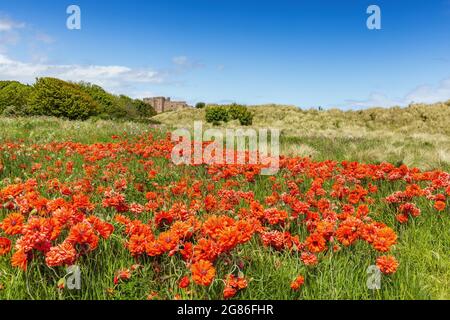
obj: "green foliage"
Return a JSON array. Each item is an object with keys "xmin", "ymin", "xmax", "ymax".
[
  {"xmin": 0, "ymin": 78, "xmax": 156, "ymax": 121},
  {"xmin": 27, "ymin": 78, "xmax": 99, "ymax": 120},
  {"xmin": 0, "ymin": 81, "xmax": 32, "ymax": 116},
  {"xmin": 205, "ymin": 104, "xmax": 253, "ymax": 126},
  {"xmin": 77, "ymin": 82, "xmax": 156, "ymax": 119},
  {"xmin": 133, "ymin": 98, "xmax": 157, "ymax": 118},
  {"xmin": 77, "ymin": 82, "xmax": 116, "ymax": 114},
  {"xmin": 237, "ymin": 108, "xmax": 253, "ymax": 125},
  {"xmin": 195, "ymin": 102, "xmax": 206, "ymax": 109},
  {"xmin": 228, "ymin": 103, "xmax": 253, "ymax": 125},
  {"xmin": 205, "ymin": 105, "xmax": 229, "ymax": 125}
]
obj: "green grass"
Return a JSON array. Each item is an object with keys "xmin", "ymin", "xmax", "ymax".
[{"xmin": 0, "ymin": 116, "xmax": 449, "ymax": 300}]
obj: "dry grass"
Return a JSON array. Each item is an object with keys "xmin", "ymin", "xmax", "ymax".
[{"xmin": 153, "ymin": 101, "xmax": 450, "ymax": 171}]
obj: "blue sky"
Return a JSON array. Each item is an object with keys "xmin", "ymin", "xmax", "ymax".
[{"xmin": 0, "ymin": 0, "xmax": 449, "ymax": 108}]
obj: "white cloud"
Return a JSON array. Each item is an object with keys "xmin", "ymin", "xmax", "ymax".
[
  {"xmin": 34, "ymin": 32, "xmax": 55, "ymax": 44},
  {"xmin": 172, "ymin": 56, "xmax": 189, "ymax": 66},
  {"xmin": 172, "ymin": 55, "xmax": 204, "ymax": 69},
  {"xmin": 0, "ymin": 53, "xmax": 167, "ymax": 91},
  {"xmin": 0, "ymin": 16, "xmax": 25, "ymax": 51},
  {"xmin": 404, "ymin": 78, "xmax": 450, "ymax": 104},
  {"xmin": 345, "ymin": 77, "xmax": 450, "ymax": 108},
  {"xmin": 0, "ymin": 16, "xmax": 25, "ymax": 32}
]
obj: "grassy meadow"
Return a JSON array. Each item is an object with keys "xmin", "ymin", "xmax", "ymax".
[
  {"xmin": 155, "ymin": 101, "xmax": 450, "ymax": 171},
  {"xmin": 0, "ymin": 106, "xmax": 449, "ymax": 300}
]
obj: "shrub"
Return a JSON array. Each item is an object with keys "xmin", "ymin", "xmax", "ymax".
[
  {"xmin": 205, "ymin": 106, "xmax": 229, "ymax": 125},
  {"xmin": 237, "ymin": 108, "xmax": 253, "ymax": 125},
  {"xmin": 227, "ymin": 104, "xmax": 253, "ymax": 125},
  {"xmin": 205, "ymin": 104, "xmax": 254, "ymax": 126},
  {"xmin": 195, "ymin": 102, "xmax": 206, "ymax": 109},
  {"xmin": 0, "ymin": 81, "xmax": 32, "ymax": 115},
  {"xmin": 27, "ymin": 78, "xmax": 99, "ymax": 120},
  {"xmin": 133, "ymin": 98, "xmax": 157, "ymax": 118}
]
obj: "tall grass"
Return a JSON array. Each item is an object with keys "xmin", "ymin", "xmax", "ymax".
[{"xmin": 0, "ymin": 115, "xmax": 448, "ymax": 300}]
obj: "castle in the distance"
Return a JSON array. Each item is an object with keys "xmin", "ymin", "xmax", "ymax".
[{"xmin": 143, "ymin": 97, "xmax": 191, "ymax": 113}]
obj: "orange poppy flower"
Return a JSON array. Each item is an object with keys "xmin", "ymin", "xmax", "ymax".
[
  {"xmin": 0, "ymin": 237, "xmax": 12, "ymax": 256},
  {"xmin": 290, "ymin": 275, "xmax": 305, "ymax": 291},
  {"xmin": 45, "ymin": 241, "xmax": 77, "ymax": 267},
  {"xmin": 114, "ymin": 269, "xmax": 132, "ymax": 285},
  {"xmin": 1, "ymin": 212, "xmax": 24, "ymax": 236},
  {"xmin": 179, "ymin": 276, "xmax": 190, "ymax": 289},
  {"xmin": 191, "ymin": 260, "xmax": 216, "ymax": 286},
  {"xmin": 305, "ymin": 233, "xmax": 327, "ymax": 253},
  {"xmin": 434, "ymin": 201, "xmax": 446, "ymax": 212},
  {"xmin": 11, "ymin": 249, "xmax": 28, "ymax": 271},
  {"xmin": 376, "ymin": 255, "xmax": 399, "ymax": 275},
  {"xmin": 372, "ymin": 227, "xmax": 397, "ymax": 252},
  {"xmin": 301, "ymin": 251, "xmax": 318, "ymax": 266}
]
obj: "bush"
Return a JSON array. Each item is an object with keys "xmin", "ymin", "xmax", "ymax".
[
  {"xmin": 237, "ymin": 108, "xmax": 253, "ymax": 125},
  {"xmin": 205, "ymin": 104, "xmax": 254, "ymax": 126},
  {"xmin": 27, "ymin": 78, "xmax": 100, "ymax": 120},
  {"xmin": 205, "ymin": 106, "xmax": 229, "ymax": 125},
  {"xmin": 195, "ymin": 102, "xmax": 206, "ymax": 109},
  {"xmin": 133, "ymin": 98, "xmax": 157, "ymax": 118},
  {"xmin": 227, "ymin": 104, "xmax": 253, "ymax": 125},
  {"xmin": 0, "ymin": 81, "xmax": 32, "ymax": 115}
]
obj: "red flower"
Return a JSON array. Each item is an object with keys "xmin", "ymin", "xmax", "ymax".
[
  {"xmin": 223, "ymin": 286, "xmax": 237, "ymax": 299},
  {"xmin": 1, "ymin": 212, "xmax": 24, "ymax": 236},
  {"xmin": 376, "ymin": 255, "xmax": 399, "ymax": 275},
  {"xmin": 67, "ymin": 222, "xmax": 99, "ymax": 251},
  {"xmin": 0, "ymin": 237, "xmax": 12, "ymax": 256},
  {"xmin": 301, "ymin": 251, "xmax": 318, "ymax": 266},
  {"xmin": 372, "ymin": 227, "xmax": 397, "ymax": 252},
  {"xmin": 45, "ymin": 241, "xmax": 77, "ymax": 267},
  {"xmin": 11, "ymin": 249, "xmax": 28, "ymax": 271},
  {"xmin": 290, "ymin": 275, "xmax": 305, "ymax": 291},
  {"xmin": 191, "ymin": 260, "xmax": 216, "ymax": 286},
  {"xmin": 305, "ymin": 233, "xmax": 327, "ymax": 253},
  {"xmin": 179, "ymin": 276, "xmax": 190, "ymax": 289},
  {"xmin": 434, "ymin": 201, "xmax": 446, "ymax": 212},
  {"xmin": 114, "ymin": 269, "xmax": 132, "ymax": 285}
]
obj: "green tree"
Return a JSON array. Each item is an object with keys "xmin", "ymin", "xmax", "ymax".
[
  {"xmin": 78, "ymin": 82, "xmax": 116, "ymax": 115},
  {"xmin": 0, "ymin": 81, "xmax": 32, "ymax": 115},
  {"xmin": 195, "ymin": 102, "xmax": 206, "ymax": 109},
  {"xmin": 27, "ymin": 77, "xmax": 99, "ymax": 120}
]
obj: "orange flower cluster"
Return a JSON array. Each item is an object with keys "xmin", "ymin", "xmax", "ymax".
[
  {"xmin": 223, "ymin": 274, "xmax": 248, "ymax": 299},
  {"xmin": 0, "ymin": 134, "xmax": 448, "ymax": 297},
  {"xmin": 290, "ymin": 275, "xmax": 305, "ymax": 291},
  {"xmin": 376, "ymin": 255, "xmax": 399, "ymax": 275},
  {"xmin": 0, "ymin": 180, "xmax": 113, "ymax": 270}
]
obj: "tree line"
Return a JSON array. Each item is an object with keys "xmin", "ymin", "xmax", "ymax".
[{"xmin": 0, "ymin": 78, "xmax": 156, "ymax": 121}]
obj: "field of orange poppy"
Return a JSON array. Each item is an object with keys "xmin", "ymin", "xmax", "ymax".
[{"xmin": 0, "ymin": 116, "xmax": 449, "ymax": 300}]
